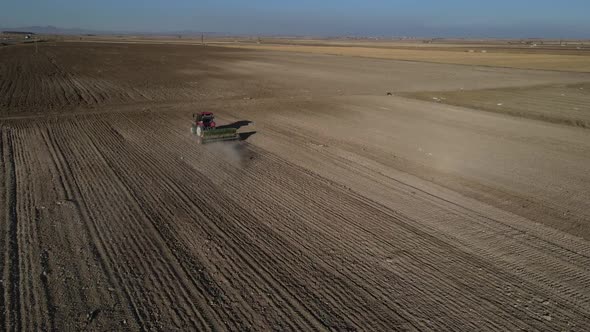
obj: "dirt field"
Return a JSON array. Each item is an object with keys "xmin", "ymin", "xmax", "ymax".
[
  {"xmin": 220, "ymin": 43, "xmax": 590, "ymax": 72},
  {"xmin": 403, "ymin": 83, "xmax": 590, "ymax": 128},
  {"xmin": 2, "ymin": 42, "xmax": 590, "ymax": 331}
]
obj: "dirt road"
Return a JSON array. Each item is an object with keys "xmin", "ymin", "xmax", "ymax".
[{"xmin": 1, "ymin": 42, "xmax": 590, "ymax": 331}]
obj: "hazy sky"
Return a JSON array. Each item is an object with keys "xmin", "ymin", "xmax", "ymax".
[{"xmin": 2, "ymin": 0, "xmax": 589, "ymax": 38}]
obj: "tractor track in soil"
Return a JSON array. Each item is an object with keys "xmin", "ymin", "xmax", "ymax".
[{"xmin": 1, "ymin": 42, "xmax": 590, "ymax": 331}]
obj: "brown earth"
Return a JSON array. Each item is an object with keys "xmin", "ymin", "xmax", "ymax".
[
  {"xmin": 219, "ymin": 43, "xmax": 590, "ymax": 72},
  {"xmin": 402, "ymin": 82, "xmax": 590, "ymax": 128},
  {"xmin": 1, "ymin": 42, "xmax": 590, "ymax": 331}
]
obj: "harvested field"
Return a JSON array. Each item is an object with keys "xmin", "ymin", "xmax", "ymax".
[
  {"xmin": 403, "ymin": 82, "xmax": 590, "ymax": 128},
  {"xmin": 222, "ymin": 43, "xmax": 590, "ymax": 72},
  {"xmin": 2, "ymin": 41, "xmax": 590, "ymax": 331},
  {"xmin": 0, "ymin": 43, "xmax": 257, "ymax": 114}
]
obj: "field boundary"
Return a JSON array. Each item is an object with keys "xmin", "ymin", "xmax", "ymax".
[{"xmin": 217, "ymin": 43, "xmax": 590, "ymax": 73}]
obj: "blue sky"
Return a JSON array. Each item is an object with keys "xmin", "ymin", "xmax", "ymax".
[{"xmin": 2, "ymin": 0, "xmax": 589, "ymax": 37}]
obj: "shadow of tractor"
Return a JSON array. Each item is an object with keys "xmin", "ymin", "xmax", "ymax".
[
  {"xmin": 217, "ymin": 120, "xmax": 256, "ymax": 141},
  {"xmin": 239, "ymin": 131, "xmax": 257, "ymax": 141},
  {"xmin": 217, "ymin": 120, "xmax": 252, "ymax": 130}
]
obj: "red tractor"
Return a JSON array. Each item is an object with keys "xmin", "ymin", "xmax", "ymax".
[
  {"xmin": 191, "ymin": 112, "xmax": 216, "ymax": 137},
  {"xmin": 191, "ymin": 112, "xmax": 239, "ymax": 142}
]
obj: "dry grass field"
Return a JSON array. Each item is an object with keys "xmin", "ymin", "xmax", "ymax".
[
  {"xmin": 222, "ymin": 43, "xmax": 590, "ymax": 72},
  {"xmin": 403, "ymin": 82, "xmax": 590, "ymax": 128},
  {"xmin": 1, "ymin": 40, "xmax": 590, "ymax": 331}
]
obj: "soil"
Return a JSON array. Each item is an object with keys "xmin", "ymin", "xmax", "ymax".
[
  {"xmin": 221, "ymin": 43, "xmax": 590, "ymax": 72},
  {"xmin": 1, "ymin": 41, "xmax": 590, "ymax": 331},
  {"xmin": 402, "ymin": 82, "xmax": 590, "ymax": 128}
]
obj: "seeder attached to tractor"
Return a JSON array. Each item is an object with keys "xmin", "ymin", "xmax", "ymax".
[{"xmin": 191, "ymin": 112, "xmax": 239, "ymax": 143}]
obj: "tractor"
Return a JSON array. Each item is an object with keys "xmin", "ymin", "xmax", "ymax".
[{"xmin": 191, "ymin": 112, "xmax": 239, "ymax": 143}]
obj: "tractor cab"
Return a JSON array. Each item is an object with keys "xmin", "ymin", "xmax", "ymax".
[{"xmin": 194, "ymin": 112, "xmax": 216, "ymax": 129}]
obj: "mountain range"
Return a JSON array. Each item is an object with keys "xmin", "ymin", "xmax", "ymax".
[{"xmin": 1, "ymin": 25, "xmax": 224, "ymax": 36}]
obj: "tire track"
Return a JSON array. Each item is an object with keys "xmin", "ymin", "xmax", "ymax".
[
  {"xmin": 85, "ymin": 117, "xmax": 309, "ymax": 330},
  {"xmin": 6, "ymin": 121, "xmax": 141, "ymax": 331},
  {"xmin": 45, "ymin": 120, "xmax": 153, "ymax": 330},
  {"xmin": 118, "ymin": 113, "xmax": 520, "ymax": 330},
  {"xmin": 106, "ymin": 113, "xmax": 385, "ymax": 330},
  {"xmin": 259, "ymin": 117, "xmax": 590, "ymax": 299},
  {"xmin": 2, "ymin": 109, "xmax": 590, "ymax": 330},
  {"xmin": 0, "ymin": 131, "xmax": 6, "ymax": 329},
  {"xmin": 2, "ymin": 129, "xmax": 21, "ymax": 332},
  {"xmin": 10, "ymin": 126, "xmax": 44, "ymax": 331},
  {"xmin": 162, "ymin": 113, "xmax": 590, "ymax": 330},
  {"xmin": 52, "ymin": 117, "xmax": 221, "ymax": 330},
  {"xmin": 241, "ymin": 116, "xmax": 590, "ymax": 328},
  {"xmin": 158, "ymin": 114, "xmax": 515, "ymax": 329}
]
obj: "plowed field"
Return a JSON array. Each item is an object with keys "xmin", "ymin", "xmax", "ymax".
[{"xmin": 1, "ymin": 42, "xmax": 590, "ymax": 331}]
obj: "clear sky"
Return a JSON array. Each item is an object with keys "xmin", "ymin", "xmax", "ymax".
[{"xmin": 2, "ymin": 0, "xmax": 589, "ymax": 38}]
